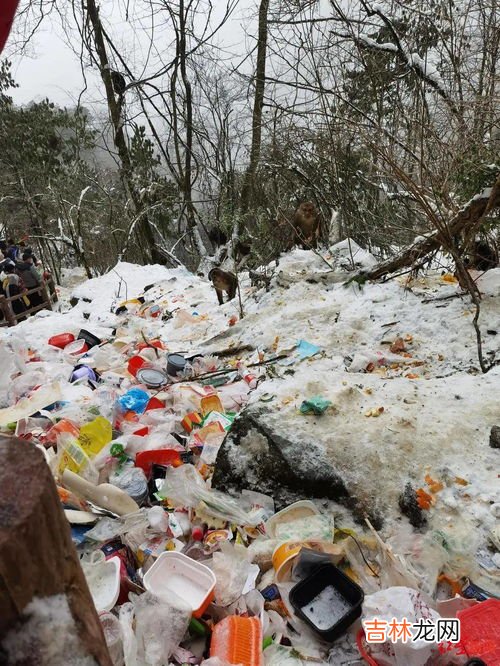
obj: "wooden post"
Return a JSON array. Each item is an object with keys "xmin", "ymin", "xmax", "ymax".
[
  {"xmin": 40, "ymin": 282, "xmax": 52, "ymax": 311},
  {"xmin": 0, "ymin": 437, "xmax": 112, "ymax": 665},
  {"xmin": 0, "ymin": 295, "xmax": 16, "ymax": 327}
]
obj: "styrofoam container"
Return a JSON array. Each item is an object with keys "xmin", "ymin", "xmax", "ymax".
[
  {"xmin": 83, "ymin": 555, "xmax": 121, "ymax": 612},
  {"xmin": 265, "ymin": 500, "xmax": 320, "ymax": 538},
  {"xmin": 143, "ymin": 551, "xmax": 216, "ymax": 617}
]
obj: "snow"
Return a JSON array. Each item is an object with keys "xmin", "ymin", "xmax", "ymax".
[
  {"xmin": 409, "ymin": 53, "xmax": 444, "ymax": 86},
  {"xmin": 1, "ymin": 594, "xmax": 95, "ymax": 665},
  {"xmin": 471, "ymin": 186, "xmax": 493, "ymax": 202},
  {"xmin": 71, "ymin": 261, "xmax": 178, "ymax": 317},
  {"xmin": 358, "ymin": 32, "xmax": 398, "ymax": 52},
  {"xmin": 328, "ymin": 238, "xmax": 377, "ymax": 270},
  {"xmin": 301, "ymin": 585, "xmax": 352, "ymax": 629},
  {"xmin": 355, "ymin": 35, "xmax": 447, "ymax": 89}
]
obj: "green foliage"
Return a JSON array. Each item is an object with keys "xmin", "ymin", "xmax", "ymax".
[
  {"xmin": 454, "ymin": 158, "xmax": 499, "ymax": 201},
  {"xmin": 129, "ymin": 125, "xmax": 178, "ymax": 237}
]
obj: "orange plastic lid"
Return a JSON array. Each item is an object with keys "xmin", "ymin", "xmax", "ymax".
[{"xmin": 210, "ymin": 616, "xmax": 263, "ymax": 666}]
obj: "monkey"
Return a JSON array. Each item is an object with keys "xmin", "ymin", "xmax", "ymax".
[
  {"xmin": 110, "ymin": 70, "xmax": 127, "ymax": 96},
  {"xmin": 458, "ymin": 239, "xmax": 499, "ymax": 272},
  {"xmin": 48, "ymin": 134, "xmax": 61, "ymax": 151},
  {"xmin": 208, "ymin": 226, "xmax": 228, "ymax": 248},
  {"xmin": 208, "ymin": 267, "xmax": 238, "ymax": 305},
  {"xmin": 292, "ymin": 201, "xmax": 320, "ymax": 249},
  {"xmin": 235, "ymin": 238, "xmax": 251, "ymax": 259},
  {"xmin": 469, "ymin": 240, "xmax": 498, "ymax": 271}
]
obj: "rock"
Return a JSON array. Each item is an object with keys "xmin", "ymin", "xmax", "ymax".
[
  {"xmin": 490, "ymin": 425, "xmax": 500, "ymax": 449},
  {"xmin": 214, "ymin": 368, "xmax": 498, "ymax": 533},
  {"xmin": 70, "ymin": 296, "xmax": 92, "ymax": 308},
  {"xmin": 399, "ymin": 482, "xmax": 427, "ymax": 528},
  {"xmin": 212, "ymin": 405, "xmax": 383, "ymax": 529}
]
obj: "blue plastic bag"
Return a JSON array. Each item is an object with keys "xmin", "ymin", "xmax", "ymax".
[{"xmin": 117, "ymin": 388, "xmax": 150, "ymax": 414}]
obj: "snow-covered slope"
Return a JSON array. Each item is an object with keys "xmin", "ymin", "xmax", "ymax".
[{"xmin": 1, "ymin": 248, "xmax": 499, "ymax": 578}]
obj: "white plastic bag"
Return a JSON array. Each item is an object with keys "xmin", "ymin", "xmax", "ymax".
[
  {"xmin": 119, "ymin": 603, "xmax": 138, "ymax": 666},
  {"xmin": 212, "ymin": 543, "xmax": 259, "ymax": 606},
  {"xmin": 159, "ymin": 465, "xmax": 259, "ymax": 525},
  {"xmin": 132, "ymin": 591, "xmax": 191, "ymax": 666},
  {"xmin": 362, "ymin": 586, "xmax": 440, "ymax": 666}
]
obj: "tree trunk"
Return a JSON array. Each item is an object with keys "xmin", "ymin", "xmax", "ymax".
[
  {"xmin": 85, "ymin": 0, "xmax": 161, "ymax": 264},
  {"xmin": 239, "ymin": 0, "xmax": 270, "ymax": 216},
  {"xmin": 0, "ymin": 436, "xmax": 112, "ymax": 665},
  {"xmin": 360, "ymin": 176, "xmax": 500, "ymax": 282}
]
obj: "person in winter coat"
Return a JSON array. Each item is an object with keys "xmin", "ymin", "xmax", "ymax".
[
  {"xmin": 2, "ymin": 261, "xmax": 29, "ymax": 317},
  {"xmin": 6, "ymin": 238, "xmax": 20, "ymax": 262},
  {"xmin": 16, "ymin": 251, "xmax": 43, "ymax": 306}
]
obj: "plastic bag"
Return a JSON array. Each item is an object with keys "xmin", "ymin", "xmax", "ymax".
[
  {"xmin": 118, "ymin": 388, "xmax": 150, "ymax": 413},
  {"xmin": 212, "ymin": 542, "xmax": 259, "ymax": 606},
  {"xmin": 299, "ymin": 396, "xmax": 332, "ymax": 415},
  {"xmin": 8, "ymin": 369, "xmax": 48, "ymax": 404},
  {"xmin": 78, "ymin": 416, "xmax": 113, "ymax": 457},
  {"xmin": 85, "ymin": 517, "xmax": 124, "ymax": 543},
  {"xmin": 362, "ymin": 586, "xmax": 440, "ymax": 666},
  {"xmin": 133, "ymin": 591, "xmax": 191, "ymax": 666},
  {"xmin": 264, "ymin": 645, "xmax": 305, "ymax": 665},
  {"xmin": 387, "ymin": 526, "xmax": 451, "ymax": 597},
  {"xmin": 56, "ymin": 432, "xmax": 99, "ymax": 484},
  {"xmin": 159, "ymin": 465, "xmax": 259, "ymax": 526},
  {"xmin": 119, "ymin": 603, "xmax": 138, "ymax": 666},
  {"xmin": 0, "ymin": 381, "xmax": 62, "ymax": 427}
]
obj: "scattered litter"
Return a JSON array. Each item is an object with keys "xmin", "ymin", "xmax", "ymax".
[
  {"xmin": 299, "ymin": 395, "xmax": 332, "ymax": 415},
  {"xmin": 1, "ymin": 255, "xmax": 498, "ymax": 666}
]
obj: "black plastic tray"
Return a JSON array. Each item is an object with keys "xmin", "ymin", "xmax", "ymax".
[
  {"xmin": 289, "ymin": 563, "xmax": 364, "ymax": 642},
  {"xmin": 77, "ymin": 328, "xmax": 102, "ymax": 348}
]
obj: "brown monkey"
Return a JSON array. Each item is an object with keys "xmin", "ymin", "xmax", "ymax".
[
  {"xmin": 292, "ymin": 202, "xmax": 320, "ymax": 249},
  {"xmin": 469, "ymin": 240, "xmax": 498, "ymax": 271},
  {"xmin": 208, "ymin": 267, "xmax": 238, "ymax": 305}
]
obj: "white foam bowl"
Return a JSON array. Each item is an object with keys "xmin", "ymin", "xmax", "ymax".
[
  {"xmin": 143, "ymin": 551, "xmax": 216, "ymax": 617},
  {"xmin": 83, "ymin": 555, "xmax": 121, "ymax": 612}
]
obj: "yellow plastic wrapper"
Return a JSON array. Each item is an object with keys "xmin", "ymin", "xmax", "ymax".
[{"xmin": 78, "ymin": 416, "xmax": 112, "ymax": 456}]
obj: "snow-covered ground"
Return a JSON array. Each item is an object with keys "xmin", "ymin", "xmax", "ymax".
[{"xmin": 1, "ymin": 245, "xmax": 499, "ymax": 603}]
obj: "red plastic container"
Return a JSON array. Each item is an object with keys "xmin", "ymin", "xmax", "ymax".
[
  {"xmin": 128, "ymin": 355, "xmax": 146, "ymax": 377},
  {"xmin": 457, "ymin": 599, "xmax": 500, "ymax": 664},
  {"xmin": 210, "ymin": 616, "xmax": 263, "ymax": 666},
  {"xmin": 48, "ymin": 333, "xmax": 75, "ymax": 349},
  {"xmin": 135, "ymin": 449, "xmax": 184, "ymax": 476}
]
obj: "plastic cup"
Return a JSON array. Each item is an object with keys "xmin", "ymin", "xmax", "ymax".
[
  {"xmin": 64, "ymin": 339, "xmax": 89, "ymax": 356},
  {"xmin": 48, "ymin": 332, "xmax": 75, "ymax": 349}
]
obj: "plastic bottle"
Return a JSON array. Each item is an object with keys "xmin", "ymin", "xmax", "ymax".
[
  {"xmin": 236, "ymin": 361, "xmax": 258, "ymax": 389},
  {"xmin": 191, "ymin": 521, "xmax": 206, "ymax": 542},
  {"xmin": 100, "ymin": 611, "xmax": 125, "ymax": 666}
]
